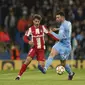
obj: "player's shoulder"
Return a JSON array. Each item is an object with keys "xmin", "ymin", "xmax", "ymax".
[
  {"xmin": 41, "ymin": 25, "xmax": 47, "ymax": 29},
  {"xmin": 61, "ymin": 20, "xmax": 71, "ymax": 30},
  {"xmin": 41, "ymin": 25, "xmax": 46, "ymax": 27},
  {"xmin": 27, "ymin": 27, "xmax": 31, "ymax": 30},
  {"xmin": 63, "ymin": 20, "xmax": 71, "ymax": 27},
  {"xmin": 65, "ymin": 20, "xmax": 71, "ymax": 25},
  {"xmin": 29, "ymin": 25, "xmax": 35, "ymax": 29},
  {"xmin": 26, "ymin": 26, "xmax": 32, "ymax": 32}
]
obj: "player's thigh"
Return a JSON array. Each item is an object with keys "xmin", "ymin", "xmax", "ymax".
[
  {"xmin": 28, "ymin": 47, "xmax": 36, "ymax": 58},
  {"xmin": 53, "ymin": 42, "xmax": 71, "ymax": 60},
  {"xmin": 37, "ymin": 49, "xmax": 45, "ymax": 67},
  {"xmin": 24, "ymin": 48, "xmax": 36, "ymax": 65},
  {"xmin": 59, "ymin": 47, "xmax": 71, "ymax": 60},
  {"xmin": 37, "ymin": 49, "xmax": 45, "ymax": 62},
  {"xmin": 49, "ymin": 48, "xmax": 58, "ymax": 57},
  {"xmin": 52, "ymin": 42, "xmax": 62, "ymax": 56}
]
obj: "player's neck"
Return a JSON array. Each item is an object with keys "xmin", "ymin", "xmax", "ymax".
[
  {"xmin": 61, "ymin": 18, "xmax": 65, "ymax": 24},
  {"xmin": 34, "ymin": 25, "xmax": 40, "ymax": 28}
]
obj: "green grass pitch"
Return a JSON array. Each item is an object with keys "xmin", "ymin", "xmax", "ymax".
[{"xmin": 0, "ymin": 69, "xmax": 85, "ymax": 85}]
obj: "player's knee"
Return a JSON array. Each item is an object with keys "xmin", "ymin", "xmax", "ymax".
[
  {"xmin": 50, "ymin": 48, "xmax": 58, "ymax": 57},
  {"xmin": 50, "ymin": 52, "xmax": 54, "ymax": 57},
  {"xmin": 61, "ymin": 60, "xmax": 66, "ymax": 67},
  {"xmin": 24, "ymin": 56, "xmax": 32, "ymax": 65},
  {"xmin": 61, "ymin": 63, "xmax": 65, "ymax": 67},
  {"xmin": 50, "ymin": 51, "xmax": 56, "ymax": 57}
]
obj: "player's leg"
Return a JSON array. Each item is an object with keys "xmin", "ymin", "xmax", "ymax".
[
  {"xmin": 15, "ymin": 56, "xmax": 32, "ymax": 80},
  {"xmin": 43, "ymin": 43, "xmax": 61, "ymax": 72},
  {"xmin": 38, "ymin": 61, "xmax": 46, "ymax": 73},
  {"xmin": 39, "ymin": 43, "xmax": 59, "ymax": 73},
  {"xmin": 60, "ymin": 47, "xmax": 75, "ymax": 80},
  {"xmin": 60, "ymin": 60, "xmax": 75, "ymax": 80},
  {"xmin": 36, "ymin": 49, "xmax": 46, "ymax": 73},
  {"xmin": 44, "ymin": 48, "xmax": 58, "ymax": 71},
  {"xmin": 15, "ymin": 48, "xmax": 36, "ymax": 80},
  {"xmin": 60, "ymin": 60, "xmax": 73, "ymax": 75}
]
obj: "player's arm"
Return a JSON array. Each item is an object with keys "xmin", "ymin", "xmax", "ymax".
[
  {"xmin": 23, "ymin": 35, "xmax": 34, "ymax": 46},
  {"xmin": 23, "ymin": 28, "xmax": 34, "ymax": 46},
  {"xmin": 23, "ymin": 35, "xmax": 29, "ymax": 43},
  {"xmin": 42, "ymin": 25, "xmax": 59, "ymax": 41},
  {"xmin": 50, "ymin": 26, "xmax": 66, "ymax": 40},
  {"xmin": 23, "ymin": 28, "xmax": 30, "ymax": 43}
]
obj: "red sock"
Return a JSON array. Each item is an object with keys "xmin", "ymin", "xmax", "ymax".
[{"xmin": 18, "ymin": 64, "xmax": 27, "ymax": 76}]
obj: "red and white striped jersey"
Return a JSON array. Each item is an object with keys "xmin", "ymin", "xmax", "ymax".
[{"xmin": 25, "ymin": 25, "xmax": 48, "ymax": 49}]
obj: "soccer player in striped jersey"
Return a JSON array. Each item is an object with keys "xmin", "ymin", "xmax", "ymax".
[{"xmin": 15, "ymin": 14, "xmax": 57, "ymax": 80}]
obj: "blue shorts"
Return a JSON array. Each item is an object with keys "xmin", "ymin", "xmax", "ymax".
[{"xmin": 53, "ymin": 42, "xmax": 71, "ymax": 60}]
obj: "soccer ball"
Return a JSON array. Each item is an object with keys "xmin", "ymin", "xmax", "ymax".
[{"xmin": 56, "ymin": 65, "xmax": 65, "ymax": 75}]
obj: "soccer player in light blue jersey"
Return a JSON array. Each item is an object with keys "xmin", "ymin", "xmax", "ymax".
[{"xmin": 38, "ymin": 11, "xmax": 75, "ymax": 80}]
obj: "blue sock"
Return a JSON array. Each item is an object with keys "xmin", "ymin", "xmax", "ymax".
[
  {"xmin": 65, "ymin": 64, "xmax": 73, "ymax": 75},
  {"xmin": 45, "ymin": 57, "xmax": 53, "ymax": 70}
]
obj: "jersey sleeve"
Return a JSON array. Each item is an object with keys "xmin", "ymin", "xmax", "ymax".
[
  {"xmin": 68, "ymin": 22, "xmax": 72, "ymax": 38},
  {"xmin": 51, "ymin": 26, "xmax": 66, "ymax": 40},
  {"xmin": 42, "ymin": 25, "xmax": 59, "ymax": 41},
  {"xmin": 23, "ymin": 35, "xmax": 29, "ymax": 43},
  {"xmin": 23, "ymin": 28, "xmax": 31, "ymax": 43},
  {"xmin": 42, "ymin": 25, "xmax": 48, "ymax": 34},
  {"xmin": 25, "ymin": 27, "xmax": 31, "ymax": 36}
]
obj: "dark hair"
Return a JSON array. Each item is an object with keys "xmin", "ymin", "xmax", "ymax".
[
  {"xmin": 56, "ymin": 11, "xmax": 65, "ymax": 17},
  {"xmin": 32, "ymin": 14, "xmax": 42, "ymax": 20}
]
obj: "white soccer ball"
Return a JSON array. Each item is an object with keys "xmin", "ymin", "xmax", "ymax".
[{"xmin": 56, "ymin": 65, "xmax": 65, "ymax": 75}]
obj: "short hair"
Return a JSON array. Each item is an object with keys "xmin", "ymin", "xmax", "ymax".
[
  {"xmin": 56, "ymin": 11, "xmax": 65, "ymax": 17},
  {"xmin": 32, "ymin": 14, "xmax": 42, "ymax": 21}
]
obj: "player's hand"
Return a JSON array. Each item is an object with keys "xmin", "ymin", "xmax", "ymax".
[
  {"xmin": 52, "ymin": 28, "xmax": 58, "ymax": 31},
  {"xmin": 49, "ymin": 28, "xmax": 53, "ymax": 33},
  {"xmin": 28, "ymin": 41, "xmax": 34, "ymax": 47},
  {"xmin": 49, "ymin": 28, "xmax": 58, "ymax": 33}
]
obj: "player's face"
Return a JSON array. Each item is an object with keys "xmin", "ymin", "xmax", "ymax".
[
  {"xmin": 33, "ymin": 19, "xmax": 40, "ymax": 27},
  {"xmin": 56, "ymin": 15, "xmax": 62, "ymax": 23}
]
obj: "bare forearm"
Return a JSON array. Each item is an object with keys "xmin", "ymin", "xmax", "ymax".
[{"xmin": 47, "ymin": 32, "xmax": 59, "ymax": 41}]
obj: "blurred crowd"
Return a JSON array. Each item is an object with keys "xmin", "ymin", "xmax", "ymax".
[{"xmin": 0, "ymin": 0, "xmax": 85, "ymax": 60}]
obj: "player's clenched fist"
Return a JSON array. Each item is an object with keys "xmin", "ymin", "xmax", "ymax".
[{"xmin": 28, "ymin": 41, "xmax": 34, "ymax": 47}]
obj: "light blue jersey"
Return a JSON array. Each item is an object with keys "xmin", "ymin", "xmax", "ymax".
[
  {"xmin": 51, "ymin": 20, "xmax": 72, "ymax": 60},
  {"xmin": 38, "ymin": 20, "xmax": 74, "ymax": 76}
]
